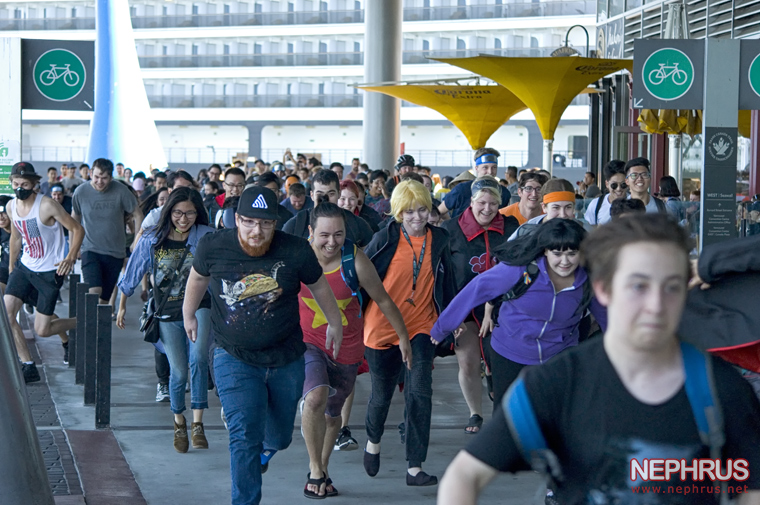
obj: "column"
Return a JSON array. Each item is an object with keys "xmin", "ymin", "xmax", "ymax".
[
  {"xmin": 246, "ymin": 122, "xmax": 264, "ymax": 160},
  {"xmin": 362, "ymin": 0, "xmax": 402, "ymax": 172}
]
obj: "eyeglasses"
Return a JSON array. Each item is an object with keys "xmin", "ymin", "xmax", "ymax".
[
  {"xmin": 224, "ymin": 182, "xmax": 246, "ymax": 190},
  {"xmin": 519, "ymin": 186, "xmax": 541, "ymax": 193},
  {"xmin": 626, "ymin": 172, "xmax": 651, "ymax": 181},
  {"xmin": 609, "ymin": 182, "xmax": 628, "ymax": 191},
  {"xmin": 239, "ymin": 218, "xmax": 275, "ymax": 230},
  {"xmin": 172, "ymin": 210, "xmax": 198, "ymax": 219}
]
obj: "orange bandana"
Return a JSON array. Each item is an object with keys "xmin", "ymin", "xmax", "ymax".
[{"xmin": 542, "ymin": 191, "xmax": 576, "ymax": 204}]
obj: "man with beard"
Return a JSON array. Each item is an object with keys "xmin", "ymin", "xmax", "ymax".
[{"xmin": 183, "ymin": 186, "xmax": 343, "ymax": 505}]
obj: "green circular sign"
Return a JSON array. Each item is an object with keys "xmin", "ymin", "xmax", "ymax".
[
  {"xmin": 33, "ymin": 48, "xmax": 86, "ymax": 102},
  {"xmin": 749, "ymin": 54, "xmax": 760, "ymax": 98},
  {"xmin": 642, "ymin": 48, "xmax": 694, "ymax": 101}
]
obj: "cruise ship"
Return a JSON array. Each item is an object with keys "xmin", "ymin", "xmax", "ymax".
[{"xmin": 4, "ymin": 0, "xmax": 598, "ymax": 174}]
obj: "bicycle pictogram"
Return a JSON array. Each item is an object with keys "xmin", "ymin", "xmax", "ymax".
[
  {"xmin": 647, "ymin": 62, "xmax": 688, "ymax": 86},
  {"xmin": 39, "ymin": 64, "xmax": 80, "ymax": 87}
]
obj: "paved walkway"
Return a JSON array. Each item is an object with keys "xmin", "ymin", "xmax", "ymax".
[{"xmin": 27, "ymin": 285, "xmax": 542, "ymax": 504}]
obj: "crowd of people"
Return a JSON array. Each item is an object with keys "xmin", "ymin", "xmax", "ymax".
[{"xmin": 5, "ymin": 148, "xmax": 760, "ymax": 505}]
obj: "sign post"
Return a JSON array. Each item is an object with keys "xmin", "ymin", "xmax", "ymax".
[
  {"xmin": 0, "ymin": 38, "xmax": 21, "ymax": 195},
  {"xmin": 700, "ymin": 39, "xmax": 740, "ymax": 249}
]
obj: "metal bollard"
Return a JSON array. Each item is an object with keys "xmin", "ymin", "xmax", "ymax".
[
  {"xmin": 67, "ymin": 274, "xmax": 79, "ymax": 369},
  {"xmin": 83, "ymin": 293, "xmax": 98, "ymax": 406},
  {"xmin": 95, "ymin": 304, "xmax": 112, "ymax": 429},
  {"xmin": 74, "ymin": 283, "xmax": 89, "ymax": 385}
]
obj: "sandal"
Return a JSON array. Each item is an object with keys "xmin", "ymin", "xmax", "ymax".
[
  {"xmin": 465, "ymin": 414, "xmax": 483, "ymax": 434},
  {"xmin": 325, "ymin": 477, "xmax": 339, "ymax": 497},
  {"xmin": 304, "ymin": 472, "xmax": 326, "ymax": 499}
]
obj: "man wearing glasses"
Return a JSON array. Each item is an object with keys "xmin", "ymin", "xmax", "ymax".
[
  {"xmin": 584, "ymin": 160, "xmax": 629, "ymax": 226},
  {"xmin": 216, "ymin": 167, "xmax": 247, "ymax": 208},
  {"xmin": 184, "ymin": 186, "xmax": 343, "ymax": 505},
  {"xmin": 499, "ymin": 172, "xmax": 548, "ymax": 225},
  {"xmin": 624, "ymin": 157, "xmax": 667, "ymax": 214}
]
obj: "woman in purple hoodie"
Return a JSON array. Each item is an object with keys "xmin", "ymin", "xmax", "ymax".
[{"xmin": 430, "ymin": 219, "xmax": 606, "ymax": 408}]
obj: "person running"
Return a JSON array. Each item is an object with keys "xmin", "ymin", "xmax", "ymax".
[
  {"xmin": 215, "ymin": 167, "xmax": 246, "ymax": 208},
  {"xmin": 139, "ymin": 171, "xmax": 196, "ymax": 232},
  {"xmin": 72, "ymin": 158, "xmax": 142, "ymax": 305},
  {"xmin": 438, "ymin": 148, "xmax": 511, "ymax": 220},
  {"xmin": 253, "ymin": 172, "xmax": 293, "ymax": 230},
  {"xmin": 508, "ymin": 179, "xmax": 578, "ymax": 240},
  {"xmin": 299, "ymin": 201, "xmax": 409, "ymax": 498},
  {"xmin": 355, "ymin": 181, "xmax": 383, "ymax": 231},
  {"xmin": 432, "ymin": 219, "xmax": 606, "ymax": 407},
  {"xmin": 282, "ymin": 169, "xmax": 374, "ymax": 247},
  {"xmin": 362, "ymin": 179, "xmax": 456, "ymax": 487},
  {"xmin": 0, "ymin": 195, "xmax": 15, "ymax": 291},
  {"xmin": 365, "ymin": 170, "xmax": 390, "ymax": 215},
  {"xmin": 625, "ymin": 157, "xmax": 667, "ymax": 213},
  {"xmin": 439, "ymin": 214, "xmax": 760, "ymax": 505},
  {"xmin": 182, "ymin": 186, "xmax": 343, "ymax": 505},
  {"xmin": 60, "ymin": 164, "xmax": 84, "ymax": 196},
  {"xmin": 584, "ymin": 160, "xmax": 628, "ymax": 226},
  {"xmin": 117, "ymin": 188, "xmax": 213, "ymax": 452},
  {"xmin": 4, "ymin": 162, "xmax": 84, "ymax": 382},
  {"xmin": 499, "ymin": 171, "xmax": 548, "ymax": 225},
  {"xmin": 441, "ymin": 176, "xmax": 519, "ymax": 434}
]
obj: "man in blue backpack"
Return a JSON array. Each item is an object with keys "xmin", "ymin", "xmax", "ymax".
[{"xmin": 438, "ymin": 214, "xmax": 760, "ymax": 505}]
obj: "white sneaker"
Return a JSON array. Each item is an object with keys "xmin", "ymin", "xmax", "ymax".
[{"xmin": 155, "ymin": 383, "xmax": 170, "ymax": 402}]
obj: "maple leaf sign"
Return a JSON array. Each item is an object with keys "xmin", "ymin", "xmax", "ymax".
[{"xmin": 713, "ymin": 137, "xmax": 729, "ymax": 156}]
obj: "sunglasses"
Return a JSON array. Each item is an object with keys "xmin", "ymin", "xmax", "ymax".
[{"xmin": 610, "ymin": 182, "xmax": 628, "ymax": 191}]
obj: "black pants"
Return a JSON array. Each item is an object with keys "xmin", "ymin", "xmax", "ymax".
[
  {"xmin": 155, "ymin": 348, "xmax": 170, "ymax": 385},
  {"xmin": 365, "ymin": 334, "xmax": 435, "ymax": 468},
  {"xmin": 489, "ymin": 348, "xmax": 525, "ymax": 414}
]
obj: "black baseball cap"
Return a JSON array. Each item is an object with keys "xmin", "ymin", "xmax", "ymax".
[
  {"xmin": 237, "ymin": 186, "xmax": 279, "ymax": 221},
  {"xmin": 11, "ymin": 162, "xmax": 41, "ymax": 180}
]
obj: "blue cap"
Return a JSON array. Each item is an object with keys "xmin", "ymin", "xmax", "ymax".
[{"xmin": 475, "ymin": 154, "xmax": 498, "ymax": 166}]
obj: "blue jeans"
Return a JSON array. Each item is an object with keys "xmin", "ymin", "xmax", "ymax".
[
  {"xmin": 214, "ymin": 346, "xmax": 305, "ymax": 505},
  {"xmin": 159, "ymin": 308, "xmax": 211, "ymax": 414}
]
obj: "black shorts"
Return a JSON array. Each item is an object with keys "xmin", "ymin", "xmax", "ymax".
[
  {"xmin": 6, "ymin": 263, "xmax": 63, "ymax": 316},
  {"xmin": 81, "ymin": 251, "xmax": 124, "ymax": 301},
  {"xmin": 0, "ymin": 266, "xmax": 9, "ymax": 285}
]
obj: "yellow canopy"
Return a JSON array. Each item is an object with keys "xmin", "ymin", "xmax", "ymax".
[
  {"xmin": 433, "ymin": 55, "xmax": 633, "ymax": 140},
  {"xmin": 360, "ymin": 84, "xmax": 527, "ymax": 149},
  {"xmin": 739, "ymin": 110, "xmax": 751, "ymax": 138}
]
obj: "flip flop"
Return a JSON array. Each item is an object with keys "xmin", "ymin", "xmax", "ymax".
[
  {"xmin": 304, "ymin": 472, "xmax": 326, "ymax": 499},
  {"xmin": 465, "ymin": 414, "xmax": 483, "ymax": 434},
  {"xmin": 325, "ymin": 478, "xmax": 339, "ymax": 497}
]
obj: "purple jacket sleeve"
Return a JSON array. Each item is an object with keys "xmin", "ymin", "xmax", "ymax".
[
  {"xmin": 589, "ymin": 296, "xmax": 607, "ymax": 332},
  {"xmin": 430, "ymin": 262, "xmax": 521, "ymax": 342}
]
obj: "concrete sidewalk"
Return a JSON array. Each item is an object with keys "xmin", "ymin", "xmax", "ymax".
[{"xmin": 33, "ymin": 289, "xmax": 542, "ymax": 504}]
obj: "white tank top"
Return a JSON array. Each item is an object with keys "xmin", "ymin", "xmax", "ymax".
[{"xmin": 10, "ymin": 194, "xmax": 66, "ymax": 272}]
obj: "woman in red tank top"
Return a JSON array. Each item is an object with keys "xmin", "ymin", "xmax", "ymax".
[{"xmin": 297, "ymin": 202, "xmax": 408, "ymax": 499}]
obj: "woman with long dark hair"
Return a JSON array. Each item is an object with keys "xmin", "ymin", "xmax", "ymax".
[
  {"xmin": 116, "ymin": 187, "xmax": 215, "ymax": 453},
  {"xmin": 441, "ymin": 176, "xmax": 519, "ymax": 434},
  {"xmin": 431, "ymin": 219, "xmax": 607, "ymax": 406}
]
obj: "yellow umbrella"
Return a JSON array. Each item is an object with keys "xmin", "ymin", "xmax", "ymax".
[
  {"xmin": 680, "ymin": 110, "xmax": 702, "ymax": 138},
  {"xmin": 657, "ymin": 109, "xmax": 681, "ymax": 135},
  {"xmin": 638, "ymin": 109, "xmax": 661, "ymax": 135},
  {"xmin": 433, "ymin": 55, "xmax": 633, "ymax": 141},
  {"xmin": 360, "ymin": 84, "xmax": 527, "ymax": 149},
  {"xmin": 739, "ymin": 110, "xmax": 751, "ymax": 138}
]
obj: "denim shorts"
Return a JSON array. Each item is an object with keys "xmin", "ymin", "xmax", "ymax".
[{"xmin": 303, "ymin": 343, "xmax": 360, "ymax": 418}]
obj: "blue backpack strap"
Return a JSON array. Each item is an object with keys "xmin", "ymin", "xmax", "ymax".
[
  {"xmin": 680, "ymin": 342, "xmax": 725, "ymax": 459},
  {"xmin": 502, "ymin": 376, "xmax": 564, "ymax": 484},
  {"xmin": 340, "ymin": 238, "xmax": 362, "ymax": 317},
  {"xmin": 502, "ymin": 377, "xmax": 548, "ymax": 458}
]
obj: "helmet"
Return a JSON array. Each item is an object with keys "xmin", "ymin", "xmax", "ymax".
[{"xmin": 395, "ymin": 154, "xmax": 415, "ymax": 170}]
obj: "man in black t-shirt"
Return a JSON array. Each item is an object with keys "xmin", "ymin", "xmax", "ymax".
[
  {"xmin": 183, "ymin": 186, "xmax": 343, "ymax": 505},
  {"xmin": 439, "ymin": 214, "xmax": 760, "ymax": 505}
]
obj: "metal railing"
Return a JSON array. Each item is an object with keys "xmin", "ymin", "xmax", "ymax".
[
  {"xmin": 138, "ymin": 47, "xmax": 559, "ymax": 69},
  {"xmin": 0, "ymin": 2, "xmax": 594, "ymax": 32},
  {"xmin": 148, "ymin": 94, "xmax": 363, "ymax": 108}
]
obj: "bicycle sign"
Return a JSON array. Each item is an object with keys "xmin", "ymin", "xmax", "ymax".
[
  {"xmin": 642, "ymin": 48, "xmax": 694, "ymax": 101},
  {"xmin": 32, "ymin": 48, "xmax": 86, "ymax": 102}
]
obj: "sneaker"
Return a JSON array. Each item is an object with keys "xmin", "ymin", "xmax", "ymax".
[
  {"xmin": 260, "ymin": 449, "xmax": 277, "ymax": 474},
  {"xmin": 155, "ymin": 383, "xmax": 170, "ymax": 402},
  {"xmin": 62, "ymin": 342, "xmax": 69, "ymax": 365},
  {"xmin": 22, "ymin": 362, "xmax": 41, "ymax": 384},
  {"xmin": 23, "ymin": 303, "xmax": 34, "ymax": 315},
  {"xmin": 191, "ymin": 422, "xmax": 208, "ymax": 449},
  {"xmin": 334, "ymin": 426, "xmax": 358, "ymax": 451},
  {"xmin": 173, "ymin": 416, "xmax": 189, "ymax": 453},
  {"xmin": 221, "ymin": 407, "xmax": 228, "ymax": 430}
]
